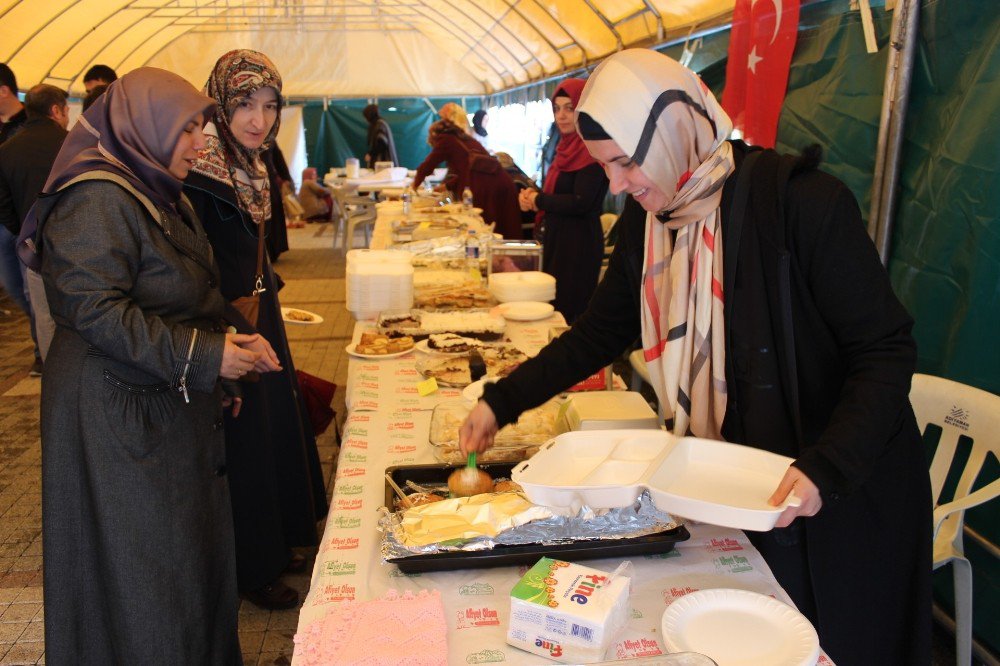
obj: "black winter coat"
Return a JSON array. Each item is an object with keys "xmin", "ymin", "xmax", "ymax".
[
  {"xmin": 184, "ymin": 173, "xmax": 328, "ymax": 590},
  {"xmin": 535, "ymin": 162, "xmax": 608, "ymax": 323},
  {"xmin": 483, "ymin": 141, "xmax": 932, "ymax": 665}
]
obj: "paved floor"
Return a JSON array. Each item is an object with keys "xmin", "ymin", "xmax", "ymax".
[{"xmin": 0, "ymin": 221, "xmax": 972, "ymax": 665}]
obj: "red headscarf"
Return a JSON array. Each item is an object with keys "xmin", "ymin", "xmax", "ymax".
[{"xmin": 536, "ymin": 78, "xmax": 597, "ymax": 229}]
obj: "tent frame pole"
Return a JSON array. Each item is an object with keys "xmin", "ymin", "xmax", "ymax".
[{"xmin": 868, "ymin": 0, "xmax": 921, "ymax": 266}]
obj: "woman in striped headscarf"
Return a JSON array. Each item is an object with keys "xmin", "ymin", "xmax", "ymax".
[{"xmin": 460, "ymin": 48, "xmax": 931, "ymax": 665}]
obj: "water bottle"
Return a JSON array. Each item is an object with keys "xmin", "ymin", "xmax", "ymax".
[
  {"xmin": 466, "ymin": 229, "xmax": 480, "ymax": 262},
  {"xmin": 401, "ymin": 187, "xmax": 413, "ymax": 218},
  {"xmin": 462, "ymin": 186, "xmax": 474, "ymax": 212}
]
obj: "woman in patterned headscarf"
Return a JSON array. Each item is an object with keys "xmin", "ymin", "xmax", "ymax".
[
  {"xmin": 459, "ymin": 49, "xmax": 931, "ymax": 666},
  {"xmin": 186, "ymin": 50, "xmax": 328, "ymax": 611}
]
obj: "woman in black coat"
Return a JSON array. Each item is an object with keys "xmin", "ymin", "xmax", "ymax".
[
  {"xmin": 519, "ymin": 78, "xmax": 608, "ymax": 323},
  {"xmin": 461, "ymin": 49, "xmax": 932, "ymax": 665},
  {"xmin": 185, "ymin": 50, "xmax": 328, "ymax": 610}
]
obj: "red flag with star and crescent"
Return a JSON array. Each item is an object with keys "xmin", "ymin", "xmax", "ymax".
[{"xmin": 721, "ymin": 0, "xmax": 800, "ymax": 147}]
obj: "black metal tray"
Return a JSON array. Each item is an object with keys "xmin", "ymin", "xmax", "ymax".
[{"xmin": 383, "ymin": 462, "xmax": 689, "ymax": 574}]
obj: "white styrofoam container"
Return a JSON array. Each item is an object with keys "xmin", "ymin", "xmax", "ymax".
[
  {"xmin": 558, "ymin": 391, "xmax": 660, "ymax": 431},
  {"xmin": 511, "ymin": 430, "xmax": 801, "ymax": 532}
]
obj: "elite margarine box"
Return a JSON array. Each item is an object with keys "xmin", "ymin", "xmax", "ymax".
[{"xmin": 506, "ymin": 557, "xmax": 631, "ymax": 663}]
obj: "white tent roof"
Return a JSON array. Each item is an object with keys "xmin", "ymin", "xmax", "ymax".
[{"xmin": 0, "ymin": 0, "xmax": 733, "ymax": 97}]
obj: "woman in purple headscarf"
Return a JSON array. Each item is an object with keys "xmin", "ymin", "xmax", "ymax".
[{"xmin": 33, "ymin": 67, "xmax": 280, "ymax": 663}]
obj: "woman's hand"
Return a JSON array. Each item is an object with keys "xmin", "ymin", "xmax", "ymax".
[
  {"xmin": 518, "ymin": 189, "xmax": 539, "ymax": 212},
  {"xmin": 236, "ymin": 333, "xmax": 283, "ymax": 373},
  {"xmin": 769, "ymin": 466, "xmax": 822, "ymax": 528},
  {"xmin": 459, "ymin": 401, "xmax": 500, "ymax": 454},
  {"xmin": 220, "ymin": 333, "xmax": 261, "ymax": 379},
  {"xmin": 222, "ymin": 395, "xmax": 243, "ymax": 418}
]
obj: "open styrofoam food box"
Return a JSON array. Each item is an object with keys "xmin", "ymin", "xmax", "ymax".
[{"xmin": 511, "ymin": 430, "xmax": 801, "ymax": 532}]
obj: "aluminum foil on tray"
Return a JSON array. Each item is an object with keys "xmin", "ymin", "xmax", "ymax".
[{"xmin": 378, "ymin": 490, "xmax": 679, "ymax": 560}]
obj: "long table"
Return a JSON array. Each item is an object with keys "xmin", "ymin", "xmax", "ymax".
[{"xmin": 293, "ymin": 316, "xmax": 832, "ymax": 665}]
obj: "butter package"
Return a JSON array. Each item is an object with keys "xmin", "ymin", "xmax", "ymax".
[{"xmin": 506, "ymin": 558, "xmax": 631, "ymax": 664}]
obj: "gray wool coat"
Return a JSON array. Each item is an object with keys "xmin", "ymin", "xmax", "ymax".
[{"xmin": 38, "ymin": 174, "xmax": 242, "ymax": 665}]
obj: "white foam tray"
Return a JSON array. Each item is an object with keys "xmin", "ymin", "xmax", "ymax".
[{"xmin": 511, "ymin": 430, "xmax": 800, "ymax": 532}]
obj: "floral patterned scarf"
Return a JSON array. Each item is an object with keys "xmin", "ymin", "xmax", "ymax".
[{"xmin": 191, "ymin": 49, "xmax": 282, "ymax": 225}]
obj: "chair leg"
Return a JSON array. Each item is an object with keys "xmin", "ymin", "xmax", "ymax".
[{"xmin": 952, "ymin": 557, "xmax": 973, "ymax": 666}]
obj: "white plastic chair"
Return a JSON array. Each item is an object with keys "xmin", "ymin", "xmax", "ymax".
[
  {"xmin": 628, "ymin": 349, "xmax": 665, "ymax": 423},
  {"xmin": 909, "ymin": 373, "xmax": 1000, "ymax": 666},
  {"xmin": 330, "ymin": 185, "xmax": 376, "ymax": 252}
]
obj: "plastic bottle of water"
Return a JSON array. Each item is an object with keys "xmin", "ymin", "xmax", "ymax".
[
  {"xmin": 466, "ymin": 228, "xmax": 480, "ymax": 263},
  {"xmin": 462, "ymin": 186, "xmax": 474, "ymax": 212},
  {"xmin": 401, "ymin": 187, "xmax": 413, "ymax": 218}
]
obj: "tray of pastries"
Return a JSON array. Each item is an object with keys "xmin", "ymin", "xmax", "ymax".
[
  {"xmin": 413, "ymin": 285, "xmax": 497, "ymax": 310},
  {"xmin": 382, "ymin": 463, "xmax": 690, "ymax": 573},
  {"xmin": 428, "ymin": 400, "xmax": 560, "ymax": 463}
]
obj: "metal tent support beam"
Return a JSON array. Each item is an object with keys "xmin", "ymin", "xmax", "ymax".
[{"xmin": 867, "ymin": 0, "xmax": 922, "ymax": 266}]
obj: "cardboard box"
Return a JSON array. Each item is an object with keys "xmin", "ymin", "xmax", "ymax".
[{"xmin": 507, "ymin": 558, "xmax": 630, "ymax": 664}]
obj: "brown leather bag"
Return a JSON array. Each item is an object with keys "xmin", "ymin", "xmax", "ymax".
[{"xmin": 230, "ymin": 222, "xmax": 266, "ymax": 328}]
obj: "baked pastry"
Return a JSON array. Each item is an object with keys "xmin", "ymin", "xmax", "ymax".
[
  {"xmin": 418, "ymin": 345, "xmax": 527, "ymax": 386},
  {"xmin": 355, "ymin": 332, "xmax": 413, "ymax": 355},
  {"xmin": 285, "ymin": 309, "xmax": 315, "ymax": 322},
  {"xmin": 492, "ymin": 480, "xmax": 522, "ymax": 493},
  {"xmin": 427, "ymin": 333, "xmax": 479, "ymax": 353}
]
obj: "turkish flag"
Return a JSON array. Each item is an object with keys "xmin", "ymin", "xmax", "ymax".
[{"xmin": 721, "ymin": 0, "xmax": 801, "ymax": 147}]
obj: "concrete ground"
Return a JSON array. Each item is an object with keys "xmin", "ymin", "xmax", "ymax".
[{"xmin": 0, "ymin": 221, "xmax": 973, "ymax": 665}]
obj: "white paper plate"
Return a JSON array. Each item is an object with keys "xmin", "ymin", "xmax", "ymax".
[
  {"xmin": 281, "ymin": 307, "xmax": 324, "ymax": 325},
  {"xmin": 414, "ymin": 339, "xmax": 472, "ymax": 356},
  {"xmin": 344, "ymin": 343, "xmax": 414, "ymax": 360},
  {"xmin": 661, "ymin": 589, "xmax": 820, "ymax": 666},
  {"xmin": 461, "ymin": 377, "xmax": 498, "ymax": 402},
  {"xmin": 497, "ymin": 301, "xmax": 555, "ymax": 322}
]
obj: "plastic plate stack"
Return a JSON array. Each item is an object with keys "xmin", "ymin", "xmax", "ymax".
[
  {"xmin": 346, "ymin": 249, "xmax": 414, "ymax": 320},
  {"xmin": 487, "ymin": 271, "xmax": 555, "ymax": 303}
]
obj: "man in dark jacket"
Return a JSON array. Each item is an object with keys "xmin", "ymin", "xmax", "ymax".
[
  {"xmin": 0, "ymin": 83, "xmax": 69, "ymax": 370},
  {"xmin": 0, "ymin": 63, "xmax": 26, "ymax": 145}
]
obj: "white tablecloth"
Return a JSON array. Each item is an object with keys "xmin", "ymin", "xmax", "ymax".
[
  {"xmin": 345, "ymin": 314, "xmax": 567, "ymax": 412},
  {"xmin": 294, "ymin": 317, "xmax": 830, "ymax": 665}
]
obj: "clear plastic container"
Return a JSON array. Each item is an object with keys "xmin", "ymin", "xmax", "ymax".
[{"xmin": 429, "ymin": 400, "xmax": 560, "ymax": 463}]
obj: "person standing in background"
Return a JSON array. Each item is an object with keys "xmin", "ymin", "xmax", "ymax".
[
  {"xmin": 0, "ymin": 84, "xmax": 69, "ymax": 367},
  {"xmin": 471, "ymin": 109, "xmax": 491, "ymax": 151},
  {"xmin": 438, "ymin": 101, "xmax": 470, "ymax": 133},
  {"xmin": 413, "ymin": 120, "xmax": 522, "ymax": 239},
  {"xmin": 0, "ymin": 64, "xmax": 26, "ymax": 144},
  {"xmin": 82, "ymin": 64, "xmax": 117, "ymax": 93},
  {"xmin": 185, "ymin": 49, "xmax": 328, "ymax": 611},
  {"xmin": 0, "ymin": 63, "xmax": 36, "ymax": 372},
  {"xmin": 519, "ymin": 79, "xmax": 608, "ymax": 323},
  {"xmin": 362, "ymin": 103, "xmax": 398, "ymax": 168}
]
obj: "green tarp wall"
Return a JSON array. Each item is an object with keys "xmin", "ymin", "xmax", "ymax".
[
  {"xmin": 299, "ymin": 97, "xmax": 482, "ymax": 176},
  {"xmin": 295, "ymin": 4, "xmax": 999, "ymax": 650}
]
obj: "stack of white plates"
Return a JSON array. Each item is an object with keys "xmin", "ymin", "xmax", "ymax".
[
  {"xmin": 488, "ymin": 271, "xmax": 555, "ymax": 303},
  {"xmin": 346, "ymin": 249, "xmax": 414, "ymax": 320}
]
